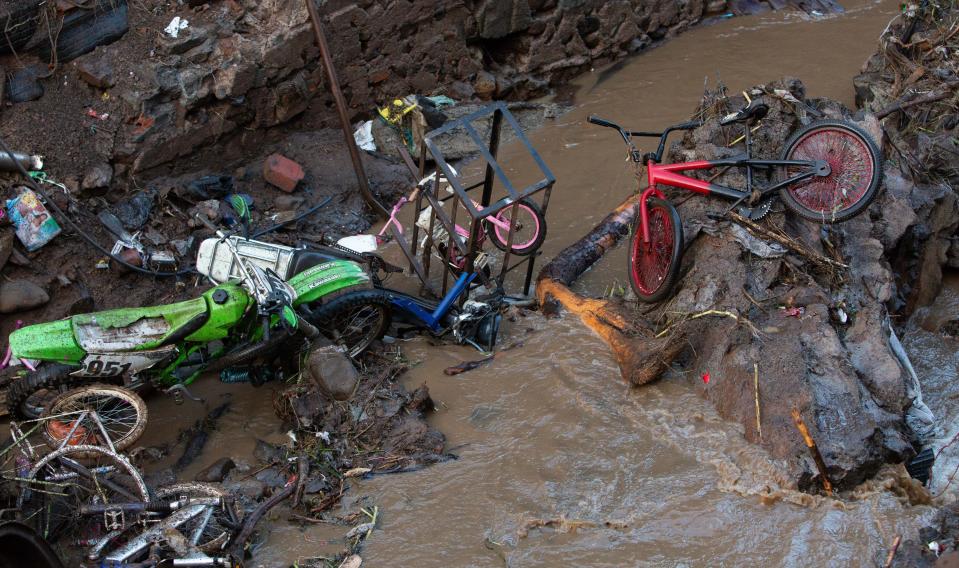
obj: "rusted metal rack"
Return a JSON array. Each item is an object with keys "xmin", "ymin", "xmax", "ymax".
[{"xmin": 390, "ymin": 102, "xmax": 556, "ymax": 301}]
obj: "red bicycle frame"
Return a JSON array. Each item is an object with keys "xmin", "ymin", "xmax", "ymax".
[{"xmin": 588, "ymin": 113, "xmax": 825, "ymax": 243}]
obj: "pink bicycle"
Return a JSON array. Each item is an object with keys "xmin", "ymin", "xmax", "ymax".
[{"xmin": 380, "ymin": 173, "xmax": 547, "ymax": 272}]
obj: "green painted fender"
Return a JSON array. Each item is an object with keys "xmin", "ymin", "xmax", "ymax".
[
  {"xmin": 9, "ymin": 319, "xmax": 85, "ymax": 363},
  {"xmin": 289, "ymin": 260, "xmax": 371, "ymax": 306}
]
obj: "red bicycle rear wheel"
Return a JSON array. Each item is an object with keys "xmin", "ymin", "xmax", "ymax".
[
  {"xmin": 779, "ymin": 120, "xmax": 882, "ymax": 223},
  {"xmin": 628, "ymin": 198, "xmax": 683, "ymax": 303}
]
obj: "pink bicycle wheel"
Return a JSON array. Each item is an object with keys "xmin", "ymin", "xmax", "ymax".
[{"xmin": 486, "ymin": 200, "xmax": 546, "ymax": 256}]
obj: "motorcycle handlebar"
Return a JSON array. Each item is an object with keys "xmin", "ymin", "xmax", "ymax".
[{"xmin": 587, "ymin": 115, "xmax": 619, "ymax": 129}]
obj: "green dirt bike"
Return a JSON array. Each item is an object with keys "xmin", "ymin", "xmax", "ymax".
[{"xmin": 4, "ymin": 201, "xmax": 374, "ymax": 419}]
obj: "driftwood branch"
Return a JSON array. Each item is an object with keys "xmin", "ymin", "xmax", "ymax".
[
  {"xmin": 791, "ymin": 408, "xmax": 833, "ymax": 496},
  {"xmin": 537, "ymin": 194, "xmax": 685, "ymax": 385},
  {"xmin": 875, "ymin": 79, "xmax": 959, "ymax": 119}
]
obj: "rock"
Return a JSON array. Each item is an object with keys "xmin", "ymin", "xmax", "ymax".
[
  {"xmin": 5, "ymin": 64, "xmax": 45, "ymax": 103},
  {"xmin": 75, "ymin": 48, "xmax": 115, "ymax": 88},
  {"xmin": 82, "ymin": 163, "xmax": 114, "ymax": 192},
  {"xmin": 0, "ymin": 280, "xmax": 50, "ymax": 314},
  {"xmin": 193, "ymin": 200, "xmax": 221, "ymax": 223},
  {"xmin": 8, "ymin": 248, "xmax": 30, "ymax": 267},
  {"xmin": 0, "ymin": 231, "xmax": 12, "ymax": 273},
  {"xmin": 157, "ymin": 25, "xmax": 210, "ymax": 56},
  {"xmin": 477, "ymin": 0, "xmax": 532, "ymax": 39},
  {"xmin": 253, "ymin": 439, "xmax": 286, "ymax": 464},
  {"xmin": 306, "ymin": 338, "xmax": 361, "ymax": 401},
  {"xmin": 195, "ymin": 457, "xmax": 236, "ymax": 482},
  {"xmin": 114, "ymin": 191, "xmax": 155, "ymax": 230},
  {"xmin": 263, "ymin": 154, "xmax": 304, "ymax": 193},
  {"xmin": 473, "ymin": 70, "xmax": 497, "ymax": 100},
  {"xmin": 274, "ymin": 195, "xmax": 305, "ymax": 210},
  {"xmin": 171, "ymin": 237, "xmax": 194, "ymax": 257}
]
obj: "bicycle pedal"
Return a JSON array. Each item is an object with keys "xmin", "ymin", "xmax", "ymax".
[{"xmin": 104, "ymin": 508, "xmax": 125, "ymax": 531}]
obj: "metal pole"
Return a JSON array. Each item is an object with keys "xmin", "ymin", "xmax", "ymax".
[{"xmin": 304, "ymin": 0, "xmax": 387, "ymax": 219}]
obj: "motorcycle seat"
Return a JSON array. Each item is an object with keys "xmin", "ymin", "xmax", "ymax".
[
  {"xmin": 73, "ymin": 296, "xmax": 209, "ymax": 351},
  {"xmin": 287, "ymin": 247, "xmax": 363, "ymax": 278}
]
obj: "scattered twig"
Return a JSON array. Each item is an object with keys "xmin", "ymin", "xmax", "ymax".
[
  {"xmin": 443, "ymin": 339, "xmax": 529, "ymax": 376},
  {"xmin": 656, "ymin": 309, "xmax": 761, "ymax": 338},
  {"xmin": 754, "ymin": 363, "xmax": 762, "ymax": 441},
  {"xmin": 229, "ymin": 473, "xmax": 300, "ymax": 558},
  {"xmin": 791, "ymin": 408, "xmax": 833, "ymax": 496},
  {"xmin": 883, "ymin": 535, "xmax": 902, "ymax": 568}
]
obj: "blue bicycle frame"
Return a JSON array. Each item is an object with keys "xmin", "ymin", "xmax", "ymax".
[{"xmin": 388, "ymin": 272, "xmax": 477, "ymax": 332}]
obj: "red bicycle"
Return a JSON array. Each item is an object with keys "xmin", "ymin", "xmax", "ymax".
[{"xmin": 588, "ymin": 98, "xmax": 882, "ymax": 302}]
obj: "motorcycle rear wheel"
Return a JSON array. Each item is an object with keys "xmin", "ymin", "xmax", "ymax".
[
  {"xmin": 6, "ymin": 364, "xmax": 98, "ymax": 420},
  {"xmin": 308, "ymin": 290, "xmax": 392, "ymax": 358}
]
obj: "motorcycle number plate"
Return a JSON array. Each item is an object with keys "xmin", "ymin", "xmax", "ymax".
[{"xmin": 72, "ymin": 347, "xmax": 177, "ymax": 378}]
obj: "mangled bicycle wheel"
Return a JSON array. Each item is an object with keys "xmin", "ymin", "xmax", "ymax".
[
  {"xmin": 154, "ymin": 483, "xmax": 242, "ymax": 554},
  {"xmin": 40, "ymin": 385, "xmax": 147, "ymax": 455},
  {"xmin": 628, "ymin": 198, "xmax": 683, "ymax": 303},
  {"xmin": 18, "ymin": 445, "xmax": 149, "ymax": 552},
  {"xmin": 779, "ymin": 119, "xmax": 882, "ymax": 223}
]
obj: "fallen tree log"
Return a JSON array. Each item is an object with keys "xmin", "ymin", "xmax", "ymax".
[{"xmin": 536, "ymin": 193, "xmax": 685, "ymax": 385}]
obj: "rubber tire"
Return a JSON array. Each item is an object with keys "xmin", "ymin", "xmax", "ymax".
[
  {"xmin": 628, "ymin": 198, "xmax": 684, "ymax": 303},
  {"xmin": 307, "ymin": 289, "xmax": 392, "ymax": 358},
  {"xmin": 6, "ymin": 364, "xmax": 93, "ymax": 420},
  {"xmin": 485, "ymin": 199, "xmax": 548, "ymax": 256},
  {"xmin": 40, "ymin": 385, "xmax": 147, "ymax": 454},
  {"xmin": 0, "ymin": 521, "xmax": 65, "ymax": 568},
  {"xmin": 778, "ymin": 119, "xmax": 882, "ymax": 223}
]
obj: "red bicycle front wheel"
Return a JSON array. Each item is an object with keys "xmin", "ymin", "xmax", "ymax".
[
  {"xmin": 628, "ymin": 198, "xmax": 683, "ymax": 303},
  {"xmin": 779, "ymin": 120, "xmax": 882, "ymax": 223}
]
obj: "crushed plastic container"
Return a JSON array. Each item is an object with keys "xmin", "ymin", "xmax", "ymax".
[{"xmin": 6, "ymin": 188, "xmax": 61, "ymax": 251}]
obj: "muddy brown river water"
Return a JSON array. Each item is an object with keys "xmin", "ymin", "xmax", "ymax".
[{"xmin": 138, "ymin": 1, "xmax": 959, "ymax": 565}]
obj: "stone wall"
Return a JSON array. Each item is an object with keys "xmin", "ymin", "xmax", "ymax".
[
  {"xmin": 127, "ymin": 0, "xmax": 726, "ymax": 173},
  {"xmin": 2, "ymin": 0, "xmax": 774, "ymax": 179}
]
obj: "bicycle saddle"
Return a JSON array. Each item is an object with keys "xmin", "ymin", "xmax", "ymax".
[{"xmin": 720, "ymin": 102, "xmax": 769, "ymax": 126}]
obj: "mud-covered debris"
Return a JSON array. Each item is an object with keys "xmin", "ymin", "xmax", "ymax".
[
  {"xmin": 0, "ymin": 280, "xmax": 49, "ymax": 314},
  {"xmin": 185, "ymin": 175, "xmax": 234, "ymax": 201},
  {"xmin": 114, "ymin": 190, "xmax": 155, "ymax": 230}
]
